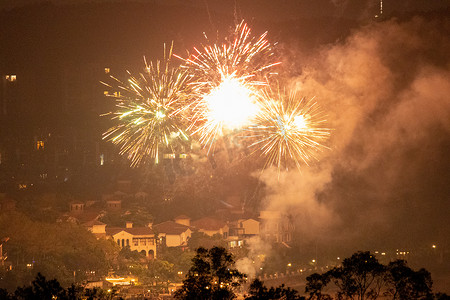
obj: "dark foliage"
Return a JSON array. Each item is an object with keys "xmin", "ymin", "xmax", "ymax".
[
  {"xmin": 385, "ymin": 260, "xmax": 433, "ymax": 300},
  {"xmin": 174, "ymin": 246, "xmax": 244, "ymax": 300},
  {"xmin": 245, "ymin": 278, "xmax": 305, "ymax": 300},
  {"xmin": 305, "ymin": 251, "xmax": 448, "ymax": 300}
]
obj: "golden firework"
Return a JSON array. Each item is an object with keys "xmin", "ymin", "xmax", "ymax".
[
  {"xmin": 176, "ymin": 21, "xmax": 280, "ymax": 151},
  {"xmin": 103, "ymin": 44, "xmax": 192, "ymax": 166},
  {"xmin": 247, "ymin": 86, "xmax": 331, "ymax": 171}
]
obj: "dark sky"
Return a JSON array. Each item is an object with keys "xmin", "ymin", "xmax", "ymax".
[
  {"xmin": 1, "ymin": 0, "xmax": 449, "ymax": 15},
  {"xmin": 1, "ymin": 0, "xmax": 449, "ymax": 283}
]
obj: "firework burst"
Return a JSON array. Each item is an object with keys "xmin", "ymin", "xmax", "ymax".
[
  {"xmin": 102, "ymin": 45, "xmax": 192, "ymax": 167},
  {"xmin": 176, "ymin": 21, "xmax": 280, "ymax": 151},
  {"xmin": 247, "ymin": 86, "xmax": 331, "ymax": 171}
]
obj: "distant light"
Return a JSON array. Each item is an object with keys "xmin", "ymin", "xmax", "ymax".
[
  {"xmin": 337, "ymin": 257, "xmax": 340, "ymax": 260},
  {"xmin": 105, "ymin": 67, "xmax": 110, "ymax": 74},
  {"xmin": 381, "ymin": 252, "xmax": 386, "ymax": 256},
  {"xmin": 5, "ymin": 75, "xmax": 16, "ymax": 82},
  {"xmin": 432, "ymin": 245, "xmax": 436, "ymax": 249},
  {"xmin": 287, "ymin": 263, "xmax": 291, "ymax": 267},
  {"xmin": 312, "ymin": 259, "xmax": 316, "ymax": 263}
]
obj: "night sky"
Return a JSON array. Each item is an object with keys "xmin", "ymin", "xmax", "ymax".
[{"xmin": 1, "ymin": 0, "xmax": 449, "ymax": 289}]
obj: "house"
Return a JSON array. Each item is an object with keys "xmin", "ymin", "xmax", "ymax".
[
  {"xmin": 229, "ymin": 218, "xmax": 260, "ymax": 237},
  {"xmin": 106, "ymin": 223, "xmax": 157, "ymax": 259},
  {"xmin": 239, "ymin": 218, "xmax": 260, "ymax": 236},
  {"xmin": 83, "ymin": 220, "xmax": 107, "ymax": 239},
  {"xmin": 259, "ymin": 210, "xmax": 294, "ymax": 244},
  {"xmin": 153, "ymin": 221, "xmax": 192, "ymax": 248},
  {"xmin": 174, "ymin": 215, "xmax": 191, "ymax": 227},
  {"xmin": 106, "ymin": 199, "xmax": 121, "ymax": 211},
  {"xmin": 61, "ymin": 201, "xmax": 104, "ymax": 224},
  {"xmin": 191, "ymin": 217, "xmax": 229, "ymax": 238},
  {"xmin": 227, "ymin": 218, "xmax": 260, "ymax": 248},
  {"xmin": 69, "ymin": 201, "xmax": 85, "ymax": 215}
]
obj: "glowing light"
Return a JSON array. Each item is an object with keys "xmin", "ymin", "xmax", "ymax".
[
  {"xmin": 190, "ymin": 75, "xmax": 260, "ymax": 148},
  {"xmin": 246, "ymin": 86, "xmax": 331, "ymax": 171},
  {"xmin": 205, "ymin": 76, "xmax": 258, "ymax": 129},
  {"xmin": 103, "ymin": 44, "xmax": 192, "ymax": 166},
  {"xmin": 177, "ymin": 20, "xmax": 280, "ymax": 150}
]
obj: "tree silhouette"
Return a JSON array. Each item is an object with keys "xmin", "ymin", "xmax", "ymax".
[
  {"xmin": 305, "ymin": 251, "xmax": 449, "ymax": 300},
  {"xmin": 246, "ymin": 278, "xmax": 305, "ymax": 300},
  {"xmin": 385, "ymin": 259, "xmax": 433, "ymax": 300},
  {"xmin": 325, "ymin": 251, "xmax": 386, "ymax": 300},
  {"xmin": 14, "ymin": 273, "xmax": 67, "ymax": 300},
  {"xmin": 305, "ymin": 273, "xmax": 332, "ymax": 300},
  {"xmin": 174, "ymin": 246, "xmax": 244, "ymax": 300}
]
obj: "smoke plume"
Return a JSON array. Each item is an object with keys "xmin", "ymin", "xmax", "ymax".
[{"xmin": 260, "ymin": 16, "xmax": 450, "ymax": 253}]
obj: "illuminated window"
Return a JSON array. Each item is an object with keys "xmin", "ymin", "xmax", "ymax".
[
  {"xmin": 5, "ymin": 75, "xmax": 17, "ymax": 82},
  {"xmin": 104, "ymin": 68, "xmax": 110, "ymax": 74},
  {"xmin": 100, "ymin": 154, "xmax": 104, "ymax": 165},
  {"xmin": 164, "ymin": 153, "xmax": 175, "ymax": 159},
  {"xmin": 179, "ymin": 154, "xmax": 187, "ymax": 158},
  {"xmin": 36, "ymin": 141, "xmax": 44, "ymax": 150},
  {"xmin": 103, "ymin": 91, "xmax": 109, "ymax": 96}
]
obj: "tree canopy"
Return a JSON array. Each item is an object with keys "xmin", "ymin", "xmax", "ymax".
[
  {"xmin": 305, "ymin": 251, "xmax": 440, "ymax": 300},
  {"xmin": 174, "ymin": 246, "xmax": 244, "ymax": 300}
]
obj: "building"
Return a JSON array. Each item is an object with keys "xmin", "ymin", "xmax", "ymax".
[
  {"xmin": 174, "ymin": 215, "xmax": 191, "ymax": 227},
  {"xmin": 259, "ymin": 210, "xmax": 294, "ymax": 244},
  {"xmin": 230, "ymin": 218, "xmax": 260, "ymax": 237},
  {"xmin": 191, "ymin": 217, "xmax": 229, "ymax": 238},
  {"xmin": 153, "ymin": 221, "xmax": 192, "ymax": 248},
  {"xmin": 227, "ymin": 218, "xmax": 260, "ymax": 248},
  {"xmin": 83, "ymin": 220, "xmax": 107, "ymax": 239},
  {"xmin": 106, "ymin": 223, "xmax": 157, "ymax": 259}
]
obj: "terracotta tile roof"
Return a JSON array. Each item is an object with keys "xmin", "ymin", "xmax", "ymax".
[
  {"xmin": 105, "ymin": 227, "xmax": 123, "ymax": 236},
  {"xmin": 82, "ymin": 220, "xmax": 106, "ymax": 227},
  {"xmin": 105, "ymin": 226, "xmax": 154, "ymax": 237},
  {"xmin": 125, "ymin": 227, "xmax": 154, "ymax": 236},
  {"xmin": 68, "ymin": 209, "xmax": 102, "ymax": 223},
  {"xmin": 191, "ymin": 217, "xmax": 227, "ymax": 231},
  {"xmin": 153, "ymin": 221, "xmax": 191, "ymax": 235},
  {"xmin": 174, "ymin": 214, "xmax": 190, "ymax": 220}
]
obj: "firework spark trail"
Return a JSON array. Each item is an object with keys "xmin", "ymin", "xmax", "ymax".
[
  {"xmin": 102, "ymin": 45, "xmax": 192, "ymax": 166},
  {"xmin": 247, "ymin": 86, "xmax": 331, "ymax": 171},
  {"xmin": 176, "ymin": 21, "xmax": 280, "ymax": 151}
]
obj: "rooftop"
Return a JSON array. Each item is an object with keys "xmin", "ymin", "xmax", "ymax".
[
  {"xmin": 153, "ymin": 221, "xmax": 192, "ymax": 235},
  {"xmin": 191, "ymin": 217, "xmax": 227, "ymax": 231}
]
